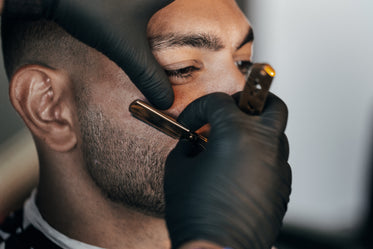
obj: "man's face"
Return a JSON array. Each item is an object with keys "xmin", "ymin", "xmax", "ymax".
[{"xmin": 78, "ymin": 0, "xmax": 253, "ymax": 217}]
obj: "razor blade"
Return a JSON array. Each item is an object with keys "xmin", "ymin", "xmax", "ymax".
[{"xmin": 129, "ymin": 100, "xmax": 208, "ymax": 148}]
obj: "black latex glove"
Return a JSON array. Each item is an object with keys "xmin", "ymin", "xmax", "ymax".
[
  {"xmin": 3, "ymin": 0, "xmax": 174, "ymax": 109},
  {"xmin": 164, "ymin": 92, "xmax": 292, "ymax": 249}
]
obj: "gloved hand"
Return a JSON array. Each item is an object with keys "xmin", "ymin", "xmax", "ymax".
[
  {"xmin": 164, "ymin": 92, "xmax": 292, "ymax": 249},
  {"xmin": 3, "ymin": 0, "xmax": 174, "ymax": 109}
]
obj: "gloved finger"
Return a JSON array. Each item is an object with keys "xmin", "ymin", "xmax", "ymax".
[
  {"xmin": 270, "ymin": 133, "xmax": 291, "ymax": 188},
  {"xmin": 177, "ymin": 92, "xmax": 241, "ymax": 131},
  {"xmin": 231, "ymin": 91, "xmax": 287, "ymax": 133},
  {"xmin": 135, "ymin": 0, "xmax": 175, "ymax": 20},
  {"xmin": 231, "ymin": 91, "xmax": 242, "ymax": 105},
  {"xmin": 279, "ymin": 133, "xmax": 290, "ymax": 162},
  {"xmin": 166, "ymin": 139, "xmax": 195, "ymax": 163},
  {"xmin": 165, "ymin": 140, "xmax": 195, "ymax": 182},
  {"xmin": 260, "ymin": 92, "xmax": 288, "ymax": 133},
  {"xmin": 120, "ymin": 0, "xmax": 175, "ymax": 109},
  {"xmin": 122, "ymin": 40, "xmax": 175, "ymax": 109},
  {"xmin": 50, "ymin": 0, "xmax": 175, "ymax": 110}
]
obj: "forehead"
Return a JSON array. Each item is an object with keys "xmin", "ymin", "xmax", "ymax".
[{"xmin": 148, "ymin": 0, "xmax": 250, "ymax": 47}]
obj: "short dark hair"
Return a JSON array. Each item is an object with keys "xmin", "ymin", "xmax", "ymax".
[{"xmin": 1, "ymin": 17, "xmax": 94, "ymax": 81}]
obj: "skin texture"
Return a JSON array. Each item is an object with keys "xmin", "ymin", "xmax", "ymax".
[
  {"xmin": 8, "ymin": 0, "xmax": 252, "ymax": 248},
  {"xmin": 0, "ymin": 0, "xmax": 3, "ymax": 14}
]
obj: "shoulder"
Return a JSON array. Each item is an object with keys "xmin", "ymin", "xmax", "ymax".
[
  {"xmin": 0, "ymin": 209, "xmax": 25, "ymax": 248},
  {"xmin": 0, "ymin": 210, "xmax": 24, "ymax": 239},
  {"xmin": 0, "ymin": 209, "xmax": 61, "ymax": 249}
]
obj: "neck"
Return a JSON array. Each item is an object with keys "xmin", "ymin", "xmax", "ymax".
[{"xmin": 35, "ymin": 144, "xmax": 170, "ymax": 249}]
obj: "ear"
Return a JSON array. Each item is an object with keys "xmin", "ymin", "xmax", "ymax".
[{"xmin": 9, "ymin": 65, "xmax": 78, "ymax": 152}]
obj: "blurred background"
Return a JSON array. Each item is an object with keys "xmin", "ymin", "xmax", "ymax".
[{"xmin": 1, "ymin": 0, "xmax": 373, "ymax": 248}]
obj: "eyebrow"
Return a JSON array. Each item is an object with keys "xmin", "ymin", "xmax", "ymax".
[
  {"xmin": 237, "ymin": 27, "xmax": 254, "ymax": 50},
  {"xmin": 149, "ymin": 32, "xmax": 225, "ymax": 51}
]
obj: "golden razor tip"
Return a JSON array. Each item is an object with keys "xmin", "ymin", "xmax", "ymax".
[{"xmin": 264, "ymin": 64, "xmax": 276, "ymax": 77}]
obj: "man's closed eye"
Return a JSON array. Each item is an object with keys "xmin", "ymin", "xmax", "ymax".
[{"xmin": 165, "ymin": 66, "xmax": 201, "ymax": 85}]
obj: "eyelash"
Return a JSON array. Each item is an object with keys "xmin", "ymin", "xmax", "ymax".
[
  {"xmin": 165, "ymin": 66, "xmax": 199, "ymax": 79},
  {"xmin": 235, "ymin": 60, "xmax": 253, "ymax": 75},
  {"xmin": 164, "ymin": 60, "xmax": 252, "ymax": 80}
]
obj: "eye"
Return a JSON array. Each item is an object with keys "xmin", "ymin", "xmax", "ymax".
[
  {"xmin": 235, "ymin": 60, "xmax": 253, "ymax": 75},
  {"xmin": 164, "ymin": 65, "xmax": 201, "ymax": 85},
  {"xmin": 165, "ymin": 66, "xmax": 199, "ymax": 79}
]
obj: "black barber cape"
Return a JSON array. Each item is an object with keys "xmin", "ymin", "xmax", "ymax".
[{"xmin": 0, "ymin": 209, "xmax": 62, "ymax": 249}]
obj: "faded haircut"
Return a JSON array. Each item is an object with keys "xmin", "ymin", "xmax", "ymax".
[{"xmin": 1, "ymin": 17, "xmax": 98, "ymax": 83}]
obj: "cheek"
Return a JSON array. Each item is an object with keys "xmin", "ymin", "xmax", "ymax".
[{"xmin": 85, "ymin": 72, "xmax": 149, "ymax": 137}]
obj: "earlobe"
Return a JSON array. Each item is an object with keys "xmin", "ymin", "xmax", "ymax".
[{"xmin": 9, "ymin": 65, "xmax": 77, "ymax": 152}]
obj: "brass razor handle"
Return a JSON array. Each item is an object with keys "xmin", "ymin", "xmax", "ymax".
[
  {"xmin": 129, "ymin": 100, "xmax": 208, "ymax": 148},
  {"xmin": 239, "ymin": 63, "xmax": 275, "ymax": 115}
]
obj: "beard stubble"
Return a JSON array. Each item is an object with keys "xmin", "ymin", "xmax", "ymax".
[{"xmin": 77, "ymin": 100, "xmax": 171, "ymax": 217}]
